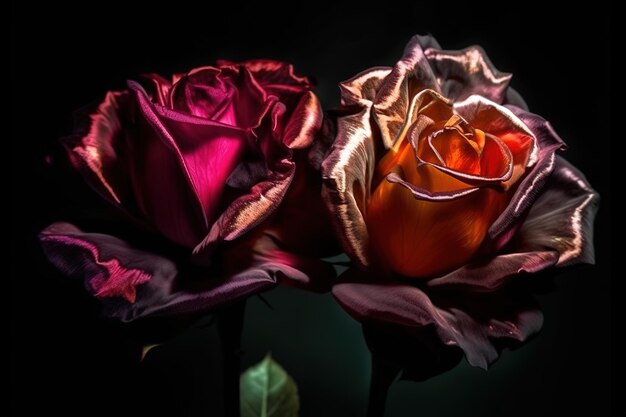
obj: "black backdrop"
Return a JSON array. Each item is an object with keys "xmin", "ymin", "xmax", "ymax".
[{"xmin": 11, "ymin": 2, "xmax": 612, "ymax": 416}]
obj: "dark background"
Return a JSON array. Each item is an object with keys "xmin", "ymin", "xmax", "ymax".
[{"xmin": 11, "ymin": 2, "xmax": 612, "ymax": 416}]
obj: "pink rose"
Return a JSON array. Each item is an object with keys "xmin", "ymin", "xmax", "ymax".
[{"xmin": 39, "ymin": 60, "xmax": 333, "ymax": 321}]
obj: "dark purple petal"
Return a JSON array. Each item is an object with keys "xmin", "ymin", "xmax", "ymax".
[
  {"xmin": 333, "ymin": 271, "xmax": 543, "ymax": 368},
  {"xmin": 511, "ymin": 156, "xmax": 599, "ymax": 266},
  {"xmin": 503, "ymin": 87, "xmax": 529, "ymax": 111},
  {"xmin": 426, "ymin": 251, "xmax": 559, "ymax": 290},
  {"xmin": 425, "ymin": 45, "xmax": 512, "ymax": 104},
  {"xmin": 485, "ymin": 106, "xmax": 566, "ymax": 250},
  {"xmin": 39, "ymin": 223, "xmax": 279, "ymax": 322},
  {"xmin": 221, "ymin": 229, "xmax": 337, "ymax": 293}
]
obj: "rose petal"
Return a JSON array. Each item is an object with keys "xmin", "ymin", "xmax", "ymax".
[
  {"xmin": 283, "ymin": 90, "xmax": 323, "ymax": 149},
  {"xmin": 333, "ymin": 271, "xmax": 543, "ymax": 368},
  {"xmin": 257, "ymin": 151, "xmax": 339, "ymax": 258},
  {"xmin": 368, "ymin": 165, "xmax": 506, "ymax": 277},
  {"xmin": 512, "ymin": 156, "xmax": 599, "ymax": 266},
  {"xmin": 220, "ymin": 59, "xmax": 312, "ymax": 90},
  {"xmin": 454, "ymin": 95, "xmax": 535, "ymax": 187},
  {"xmin": 170, "ymin": 66, "xmax": 268, "ymax": 129},
  {"xmin": 503, "ymin": 87, "xmax": 529, "ymax": 111},
  {"xmin": 39, "ymin": 222, "xmax": 155, "ymax": 305},
  {"xmin": 62, "ymin": 91, "xmax": 133, "ymax": 208},
  {"xmin": 221, "ymin": 228, "xmax": 337, "ymax": 293},
  {"xmin": 425, "ymin": 46, "xmax": 512, "ymax": 103},
  {"xmin": 128, "ymin": 81, "xmax": 242, "ymax": 247},
  {"xmin": 193, "ymin": 102, "xmax": 296, "ymax": 254},
  {"xmin": 373, "ymin": 35, "xmax": 440, "ymax": 148},
  {"xmin": 420, "ymin": 127, "xmax": 513, "ymax": 185},
  {"xmin": 486, "ymin": 106, "xmax": 566, "ymax": 249},
  {"xmin": 426, "ymin": 251, "xmax": 559, "ymax": 290},
  {"xmin": 39, "ymin": 222, "xmax": 278, "ymax": 322},
  {"xmin": 217, "ymin": 59, "xmax": 313, "ymax": 115},
  {"xmin": 339, "ymin": 67, "xmax": 393, "ymax": 106},
  {"xmin": 322, "ymin": 104, "xmax": 376, "ymax": 269},
  {"xmin": 386, "ymin": 172, "xmax": 480, "ymax": 201},
  {"xmin": 170, "ymin": 66, "xmax": 239, "ymax": 124},
  {"xmin": 140, "ymin": 73, "xmax": 172, "ymax": 106}
]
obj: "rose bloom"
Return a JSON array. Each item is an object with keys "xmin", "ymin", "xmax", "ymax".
[
  {"xmin": 39, "ymin": 60, "xmax": 334, "ymax": 321},
  {"xmin": 323, "ymin": 36, "xmax": 598, "ymax": 367}
]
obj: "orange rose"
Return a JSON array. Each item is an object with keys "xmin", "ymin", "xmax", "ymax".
[
  {"xmin": 367, "ymin": 90, "xmax": 534, "ymax": 277},
  {"xmin": 324, "ymin": 35, "xmax": 598, "ymax": 369}
]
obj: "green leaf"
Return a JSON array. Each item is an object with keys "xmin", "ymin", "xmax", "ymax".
[{"xmin": 240, "ymin": 354, "xmax": 300, "ymax": 417}]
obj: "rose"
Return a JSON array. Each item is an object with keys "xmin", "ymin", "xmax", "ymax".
[
  {"xmin": 323, "ymin": 36, "xmax": 598, "ymax": 367},
  {"xmin": 39, "ymin": 60, "xmax": 334, "ymax": 321}
]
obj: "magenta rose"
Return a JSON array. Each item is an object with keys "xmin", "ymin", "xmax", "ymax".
[
  {"xmin": 39, "ymin": 60, "xmax": 334, "ymax": 321},
  {"xmin": 323, "ymin": 35, "xmax": 599, "ymax": 368}
]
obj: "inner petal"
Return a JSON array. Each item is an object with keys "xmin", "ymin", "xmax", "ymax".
[
  {"xmin": 429, "ymin": 125, "xmax": 481, "ymax": 175},
  {"xmin": 480, "ymin": 133, "xmax": 513, "ymax": 179},
  {"xmin": 170, "ymin": 67, "xmax": 239, "ymax": 125}
]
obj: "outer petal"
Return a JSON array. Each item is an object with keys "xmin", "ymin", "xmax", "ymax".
[
  {"xmin": 320, "ymin": 67, "xmax": 396, "ymax": 269},
  {"xmin": 340, "ymin": 67, "xmax": 393, "ymax": 106},
  {"xmin": 258, "ymin": 150, "xmax": 339, "ymax": 258},
  {"xmin": 322, "ymin": 105, "xmax": 377, "ymax": 269},
  {"xmin": 503, "ymin": 87, "xmax": 529, "ymax": 111},
  {"xmin": 217, "ymin": 59, "xmax": 312, "ymax": 112},
  {"xmin": 62, "ymin": 91, "xmax": 133, "ymax": 208},
  {"xmin": 373, "ymin": 35, "xmax": 440, "ymax": 148},
  {"xmin": 39, "ymin": 223, "xmax": 279, "ymax": 322},
  {"xmin": 282, "ymin": 90, "xmax": 323, "ymax": 149},
  {"xmin": 512, "ymin": 156, "xmax": 599, "ymax": 266},
  {"xmin": 221, "ymin": 228, "xmax": 337, "ymax": 293},
  {"xmin": 333, "ymin": 271, "xmax": 543, "ymax": 368},
  {"xmin": 425, "ymin": 251, "xmax": 559, "ymax": 290},
  {"xmin": 485, "ymin": 106, "xmax": 566, "ymax": 250},
  {"xmin": 140, "ymin": 73, "xmax": 172, "ymax": 106},
  {"xmin": 424, "ymin": 45, "xmax": 513, "ymax": 104},
  {"xmin": 220, "ymin": 59, "xmax": 312, "ymax": 90}
]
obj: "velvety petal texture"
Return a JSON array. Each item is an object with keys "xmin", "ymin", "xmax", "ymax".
[
  {"xmin": 40, "ymin": 223, "xmax": 333, "ymax": 322},
  {"xmin": 333, "ymin": 272, "xmax": 543, "ymax": 369},
  {"xmin": 41, "ymin": 60, "xmax": 330, "ymax": 320},
  {"xmin": 324, "ymin": 34, "xmax": 598, "ymax": 369}
]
